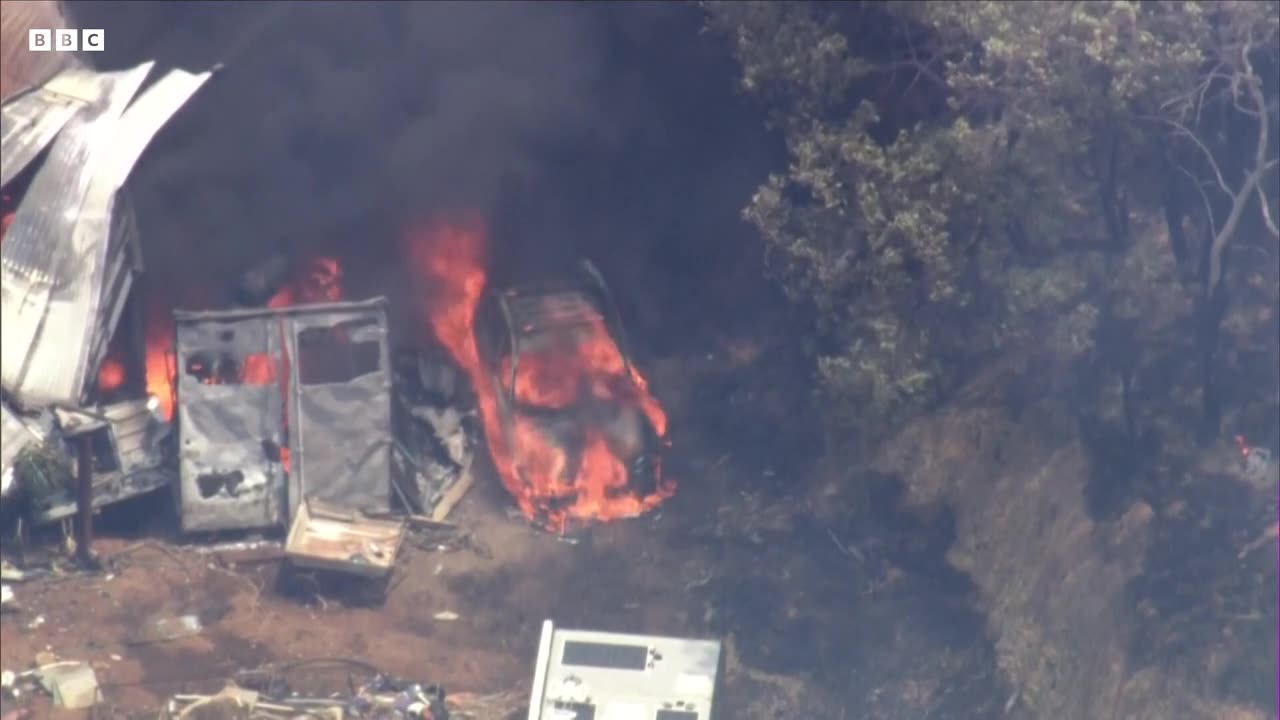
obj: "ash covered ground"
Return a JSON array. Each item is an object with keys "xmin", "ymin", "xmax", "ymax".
[{"xmin": 2, "ymin": 2, "xmax": 1277, "ymax": 719}]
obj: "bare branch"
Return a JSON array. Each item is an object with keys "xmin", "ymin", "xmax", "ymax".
[
  {"xmin": 1175, "ymin": 161, "xmax": 1218, "ymax": 239},
  {"xmin": 1159, "ymin": 62, "xmax": 1234, "ymax": 127},
  {"xmin": 1156, "ymin": 116, "xmax": 1233, "ymax": 198},
  {"xmin": 1240, "ymin": 33, "xmax": 1278, "ymax": 240},
  {"xmin": 1206, "ymin": 37, "xmax": 1275, "ymax": 295},
  {"xmin": 1258, "ymin": 181, "xmax": 1280, "ymax": 239}
]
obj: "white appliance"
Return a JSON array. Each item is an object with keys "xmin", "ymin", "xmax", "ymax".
[{"xmin": 526, "ymin": 620, "xmax": 725, "ymax": 720}]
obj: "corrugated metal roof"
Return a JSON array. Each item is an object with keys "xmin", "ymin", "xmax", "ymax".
[
  {"xmin": 1, "ymin": 0, "xmax": 77, "ymax": 105},
  {"xmin": 1, "ymin": 62, "xmax": 211, "ymax": 407},
  {"xmin": 0, "ymin": 64, "xmax": 103, "ymax": 187}
]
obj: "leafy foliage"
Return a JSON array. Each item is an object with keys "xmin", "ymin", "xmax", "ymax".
[{"xmin": 706, "ymin": 0, "xmax": 1279, "ymax": 435}]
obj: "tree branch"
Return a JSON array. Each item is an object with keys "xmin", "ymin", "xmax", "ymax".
[
  {"xmin": 1206, "ymin": 38, "xmax": 1276, "ymax": 295},
  {"xmin": 1242, "ymin": 40, "xmax": 1280, "ymax": 240},
  {"xmin": 1257, "ymin": 182, "xmax": 1280, "ymax": 239}
]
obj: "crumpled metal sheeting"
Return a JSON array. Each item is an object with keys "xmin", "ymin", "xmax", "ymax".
[
  {"xmin": 1, "ymin": 62, "xmax": 212, "ymax": 408},
  {"xmin": 0, "ymin": 73, "xmax": 91, "ymax": 188},
  {"xmin": 86, "ymin": 196, "xmax": 144, "ymax": 387},
  {"xmin": 392, "ymin": 347, "xmax": 478, "ymax": 515},
  {"xmin": 0, "ymin": 63, "xmax": 151, "ymax": 284},
  {"xmin": 0, "ymin": 63, "xmax": 152, "ymax": 408}
]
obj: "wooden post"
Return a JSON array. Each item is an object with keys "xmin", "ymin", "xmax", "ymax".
[
  {"xmin": 128, "ymin": 289, "xmax": 147, "ymax": 397},
  {"xmin": 75, "ymin": 434, "xmax": 95, "ymax": 565}
]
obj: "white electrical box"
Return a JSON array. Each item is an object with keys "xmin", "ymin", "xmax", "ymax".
[{"xmin": 527, "ymin": 620, "xmax": 725, "ymax": 720}]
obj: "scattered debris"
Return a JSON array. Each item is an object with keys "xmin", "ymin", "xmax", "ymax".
[
  {"xmin": 127, "ymin": 613, "xmax": 204, "ymax": 646},
  {"xmin": 393, "ymin": 346, "xmax": 479, "ymax": 520},
  {"xmin": 162, "ymin": 662, "xmax": 452, "ymax": 719},
  {"xmin": 284, "ymin": 499, "xmax": 406, "ymax": 579},
  {"xmin": 34, "ymin": 662, "xmax": 100, "ymax": 710}
]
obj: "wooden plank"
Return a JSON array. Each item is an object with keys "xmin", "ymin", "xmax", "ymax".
[{"xmin": 430, "ymin": 464, "xmax": 474, "ymax": 522}]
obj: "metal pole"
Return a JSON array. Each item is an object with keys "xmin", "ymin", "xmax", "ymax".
[{"xmin": 75, "ymin": 434, "xmax": 94, "ymax": 565}]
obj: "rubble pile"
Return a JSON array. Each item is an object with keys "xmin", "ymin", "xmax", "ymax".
[{"xmin": 392, "ymin": 346, "xmax": 479, "ymax": 517}]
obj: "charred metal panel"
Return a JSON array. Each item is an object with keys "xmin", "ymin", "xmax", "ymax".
[
  {"xmin": 1, "ymin": 63, "xmax": 211, "ymax": 407},
  {"xmin": 174, "ymin": 313, "xmax": 287, "ymax": 533},
  {"xmin": 285, "ymin": 300, "xmax": 394, "ymax": 517},
  {"xmin": 392, "ymin": 346, "xmax": 479, "ymax": 515},
  {"xmin": 174, "ymin": 299, "xmax": 393, "ymax": 533},
  {"xmin": 0, "ymin": 68, "xmax": 94, "ymax": 187},
  {"xmin": 1, "ymin": 63, "xmax": 152, "ymax": 406}
]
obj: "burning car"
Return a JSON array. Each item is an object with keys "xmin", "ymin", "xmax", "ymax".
[{"xmin": 471, "ymin": 260, "xmax": 672, "ymax": 532}]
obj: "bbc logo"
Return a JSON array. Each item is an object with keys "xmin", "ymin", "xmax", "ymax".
[{"xmin": 29, "ymin": 29, "xmax": 105, "ymax": 52}]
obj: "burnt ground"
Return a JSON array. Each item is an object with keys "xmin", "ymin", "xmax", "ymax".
[{"xmin": 0, "ymin": 330, "xmax": 1015, "ymax": 720}]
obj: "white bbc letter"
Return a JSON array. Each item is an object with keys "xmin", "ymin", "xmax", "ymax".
[
  {"xmin": 29, "ymin": 29, "xmax": 52, "ymax": 51},
  {"xmin": 81, "ymin": 29, "xmax": 105, "ymax": 52},
  {"xmin": 54, "ymin": 29, "xmax": 78, "ymax": 52}
]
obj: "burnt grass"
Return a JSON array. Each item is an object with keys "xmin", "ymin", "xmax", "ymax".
[
  {"xmin": 1075, "ymin": 318, "xmax": 1279, "ymax": 712},
  {"xmin": 651, "ymin": 342, "xmax": 1012, "ymax": 718}
]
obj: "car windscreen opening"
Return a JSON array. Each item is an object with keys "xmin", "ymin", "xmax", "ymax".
[{"xmin": 561, "ymin": 640, "xmax": 649, "ymax": 671}]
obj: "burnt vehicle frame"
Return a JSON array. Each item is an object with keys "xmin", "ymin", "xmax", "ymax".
[{"xmin": 473, "ymin": 260, "xmax": 664, "ymax": 517}]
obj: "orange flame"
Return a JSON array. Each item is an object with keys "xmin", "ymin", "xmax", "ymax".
[
  {"xmin": 405, "ymin": 217, "xmax": 673, "ymax": 532},
  {"xmin": 145, "ymin": 303, "xmax": 178, "ymax": 420},
  {"xmin": 97, "ymin": 357, "xmax": 126, "ymax": 393},
  {"xmin": 142, "ymin": 257, "xmax": 344, "ymax": 421}
]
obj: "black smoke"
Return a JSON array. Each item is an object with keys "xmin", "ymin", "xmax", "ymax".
[{"xmin": 64, "ymin": 0, "xmax": 784, "ymax": 349}]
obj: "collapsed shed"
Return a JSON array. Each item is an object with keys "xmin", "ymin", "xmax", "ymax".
[
  {"xmin": 0, "ymin": 11, "xmax": 476, "ymax": 548},
  {"xmin": 1, "ymin": 46, "xmax": 210, "ymax": 518}
]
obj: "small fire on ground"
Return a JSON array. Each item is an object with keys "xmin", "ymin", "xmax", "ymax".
[{"xmin": 106, "ymin": 218, "xmax": 672, "ymax": 531}]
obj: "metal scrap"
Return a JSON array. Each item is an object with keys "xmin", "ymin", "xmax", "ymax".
[
  {"xmin": 1, "ymin": 62, "xmax": 210, "ymax": 407},
  {"xmin": 34, "ymin": 662, "xmax": 100, "ymax": 710},
  {"xmin": 26, "ymin": 398, "xmax": 174, "ymax": 525},
  {"xmin": 163, "ymin": 662, "xmax": 452, "ymax": 720},
  {"xmin": 174, "ymin": 299, "xmax": 396, "ymax": 534}
]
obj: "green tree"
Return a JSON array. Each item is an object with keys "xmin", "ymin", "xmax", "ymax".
[{"xmin": 706, "ymin": 0, "xmax": 1279, "ymax": 439}]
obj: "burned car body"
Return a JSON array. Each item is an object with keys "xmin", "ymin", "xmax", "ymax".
[
  {"xmin": 173, "ymin": 299, "xmax": 398, "ymax": 534},
  {"xmin": 474, "ymin": 261, "xmax": 665, "ymax": 513}
]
